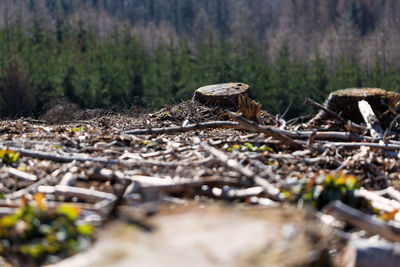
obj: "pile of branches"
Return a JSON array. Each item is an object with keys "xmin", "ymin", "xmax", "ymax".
[{"xmin": 1, "ymin": 98, "xmax": 400, "ymax": 265}]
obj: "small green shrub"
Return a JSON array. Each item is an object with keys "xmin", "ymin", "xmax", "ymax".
[
  {"xmin": 0, "ymin": 194, "xmax": 93, "ymax": 266},
  {"xmin": 0, "ymin": 149, "xmax": 20, "ymax": 166},
  {"xmin": 287, "ymin": 172, "xmax": 365, "ymax": 210},
  {"xmin": 226, "ymin": 142, "xmax": 273, "ymax": 152}
]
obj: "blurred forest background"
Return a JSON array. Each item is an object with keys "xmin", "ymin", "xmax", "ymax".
[{"xmin": 1, "ymin": 0, "xmax": 400, "ymax": 118}]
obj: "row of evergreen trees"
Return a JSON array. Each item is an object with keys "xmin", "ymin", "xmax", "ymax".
[{"xmin": 0, "ymin": 22, "xmax": 399, "ymax": 118}]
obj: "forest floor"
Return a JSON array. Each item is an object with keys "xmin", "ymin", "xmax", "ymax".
[{"xmin": 1, "ymin": 99, "xmax": 400, "ymax": 266}]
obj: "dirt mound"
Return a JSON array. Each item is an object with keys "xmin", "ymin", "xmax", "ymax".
[
  {"xmin": 148, "ymin": 100, "xmax": 275, "ymax": 127},
  {"xmin": 40, "ymin": 99, "xmax": 114, "ymax": 124},
  {"xmin": 40, "ymin": 99, "xmax": 82, "ymax": 123}
]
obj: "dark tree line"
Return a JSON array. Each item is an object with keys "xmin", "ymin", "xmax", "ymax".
[
  {"xmin": 0, "ymin": 1, "xmax": 400, "ymax": 118},
  {"xmin": 0, "ymin": 21, "xmax": 399, "ymax": 118}
]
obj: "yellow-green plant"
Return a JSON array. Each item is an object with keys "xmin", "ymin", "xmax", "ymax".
[
  {"xmin": 0, "ymin": 149, "xmax": 20, "ymax": 166},
  {"xmin": 0, "ymin": 194, "xmax": 93, "ymax": 266},
  {"xmin": 227, "ymin": 143, "xmax": 273, "ymax": 152},
  {"xmin": 288, "ymin": 172, "xmax": 366, "ymax": 210},
  {"xmin": 70, "ymin": 126, "xmax": 86, "ymax": 132}
]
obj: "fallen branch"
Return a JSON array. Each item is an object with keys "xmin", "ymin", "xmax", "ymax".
[
  {"xmin": 356, "ymin": 188, "xmax": 400, "ymax": 210},
  {"xmin": 359, "ymin": 100, "xmax": 397, "ymax": 158},
  {"xmin": 387, "ymin": 187, "xmax": 400, "ymax": 203},
  {"xmin": 230, "ymin": 112, "xmax": 371, "ymax": 144},
  {"xmin": 124, "ymin": 175, "xmax": 177, "ymax": 186},
  {"xmin": 6, "ymin": 167, "xmax": 37, "ymax": 182},
  {"xmin": 324, "ymin": 201, "xmax": 400, "ymax": 242},
  {"xmin": 38, "ymin": 185, "xmax": 116, "ymax": 202},
  {"xmin": 137, "ymin": 180, "xmax": 244, "ymax": 195},
  {"xmin": 2, "ymin": 139, "xmax": 63, "ymax": 148},
  {"xmin": 123, "ymin": 121, "xmax": 241, "ymax": 135},
  {"xmin": 222, "ymin": 186, "xmax": 265, "ymax": 200},
  {"xmin": 280, "ymin": 129, "xmax": 371, "ymax": 142},
  {"xmin": 322, "ymin": 142, "xmax": 400, "ymax": 150},
  {"xmin": 249, "ymin": 197, "xmax": 278, "ymax": 207},
  {"xmin": 2, "ymin": 146, "xmax": 119, "ymax": 164}
]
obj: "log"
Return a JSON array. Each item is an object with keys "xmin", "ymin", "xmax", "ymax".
[{"xmin": 193, "ymin": 82, "xmax": 251, "ymax": 109}]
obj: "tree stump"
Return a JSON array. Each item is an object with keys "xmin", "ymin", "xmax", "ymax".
[
  {"xmin": 310, "ymin": 88, "xmax": 400, "ymax": 124},
  {"xmin": 193, "ymin": 82, "xmax": 251, "ymax": 109}
]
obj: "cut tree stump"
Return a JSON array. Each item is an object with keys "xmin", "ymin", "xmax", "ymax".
[
  {"xmin": 309, "ymin": 88, "xmax": 400, "ymax": 124},
  {"xmin": 193, "ymin": 82, "xmax": 251, "ymax": 109}
]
